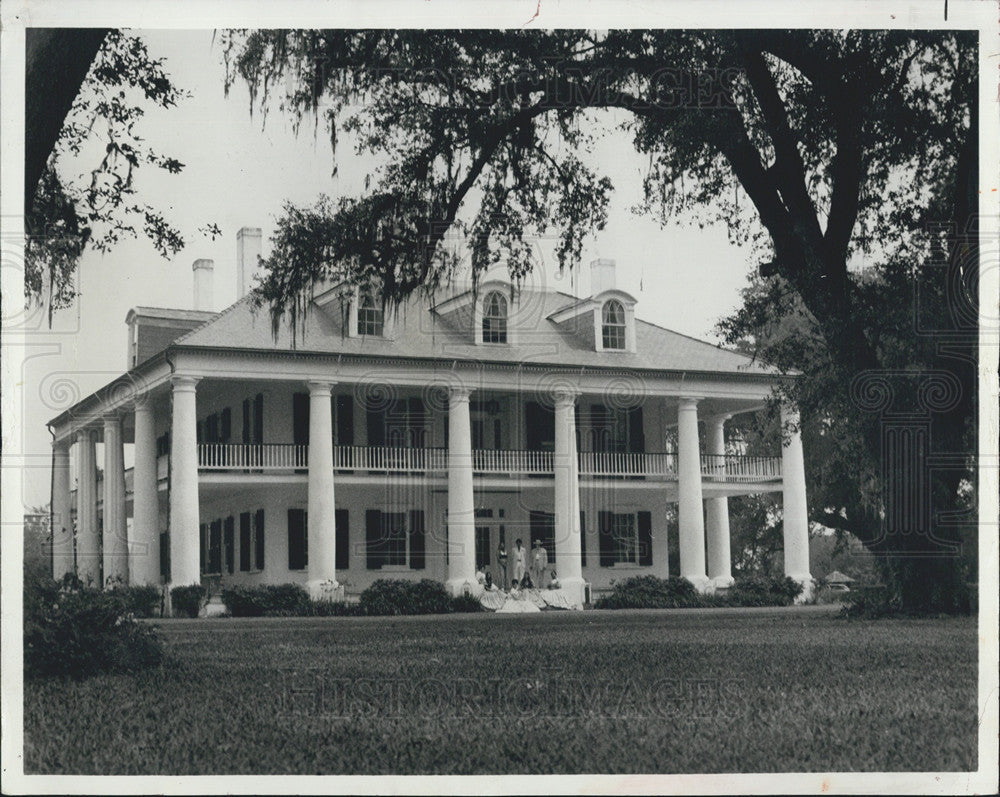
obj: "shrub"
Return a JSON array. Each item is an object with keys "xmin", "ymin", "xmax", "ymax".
[
  {"xmin": 170, "ymin": 585, "xmax": 206, "ymax": 618},
  {"xmin": 594, "ymin": 576, "xmax": 701, "ymax": 609},
  {"xmin": 450, "ymin": 594, "xmax": 484, "ymax": 613},
  {"xmin": 109, "ymin": 585, "xmax": 162, "ymax": 618},
  {"xmin": 359, "ymin": 579, "xmax": 453, "ymax": 616},
  {"xmin": 221, "ymin": 584, "xmax": 312, "ymax": 617},
  {"xmin": 727, "ymin": 575, "xmax": 803, "ymax": 607},
  {"xmin": 24, "ymin": 574, "xmax": 163, "ymax": 680},
  {"xmin": 310, "ymin": 599, "xmax": 365, "ymax": 617}
]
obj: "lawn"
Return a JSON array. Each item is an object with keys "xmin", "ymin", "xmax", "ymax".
[{"xmin": 23, "ymin": 607, "xmax": 978, "ymax": 774}]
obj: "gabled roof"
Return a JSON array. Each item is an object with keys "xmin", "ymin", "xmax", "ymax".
[{"xmin": 172, "ymin": 284, "xmax": 780, "ymax": 377}]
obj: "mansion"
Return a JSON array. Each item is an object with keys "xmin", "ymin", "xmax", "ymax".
[{"xmin": 47, "ymin": 228, "xmax": 813, "ymax": 610}]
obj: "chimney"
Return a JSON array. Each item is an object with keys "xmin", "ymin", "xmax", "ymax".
[
  {"xmin": 590, "ymin": 258, "xmax": 616, "ymax": 295},
  {"xmin": 237, "ymin": 227, "xmax": 262, "ymax": 297},
  {"xmin": 192, "ymin": 259, "xmax": 214, "ymax": 311}
]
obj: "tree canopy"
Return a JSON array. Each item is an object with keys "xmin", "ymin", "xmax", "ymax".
[{"xmin": 223, "ymin": 29, "xmax": 978, "ymax": 612}]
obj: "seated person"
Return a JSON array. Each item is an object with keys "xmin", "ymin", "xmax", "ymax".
[
  {"xmin": 520, "ymin": 573, "xmax": 534, "ymax": 590},
  {"xmin": 484, "ymin": 572, "xmax": 495, "ymax": 591},
  {"xmin": 508, "ymin": 578, "xmax": 521, "ymax": 599},
  {"xmin": 548, "ymin": 570, "xmax": 561, "ymax": 589}
]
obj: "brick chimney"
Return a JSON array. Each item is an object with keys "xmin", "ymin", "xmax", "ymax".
[
  {"xmin": 192, "ymin": 259, "xmax": 214, "ymax": 311},
  {"xmin": 237, "ymin": 227, "xmax": 262, "ymax": 297},
  {"xmin": 590, "ymin": 258, "xmax": 616, "ymax": 295}
]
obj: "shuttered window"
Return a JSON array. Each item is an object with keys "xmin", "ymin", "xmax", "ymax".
[
  {"xmin": 287, "ymin": 508, "xmax": 307, "ymax": 571},
  {"xmin": 335, "ymin": 509, "xmax": 349, "ymax": 570}
]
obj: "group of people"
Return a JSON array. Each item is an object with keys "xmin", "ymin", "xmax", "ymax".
[
  {"xmin": 495, "ymin": 537, "xmax": 557, "ymax": 591},
  {"xmin": 477, "ymin": 537, "xmax": 572, "ymax": 613}
]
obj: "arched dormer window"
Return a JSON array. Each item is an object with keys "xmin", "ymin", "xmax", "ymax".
[
  {"xmin": 482, "ymin": 291, "xmax": 508, "ymax": 344},
  {"xmin": 357, "ymin": 294, "xmax": 384, "ymax": 336},
  {"xmin": 601, "ymin": 300, "xmax": 626, "ymax": 350}
]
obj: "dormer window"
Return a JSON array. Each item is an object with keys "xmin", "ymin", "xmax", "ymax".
[
  {"xmin": 357, "ymin": 294, "xmax": 384, "ymax": 337},
  {"xmin": 602, "ymin": 300, "xmax": 626, "ymax": 350},
  {"xmin": 482, "ymin": 291, "xmax": 508, "ymax": 344}
]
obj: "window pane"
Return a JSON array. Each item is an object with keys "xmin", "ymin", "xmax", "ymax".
[{"xmin": 385, "ymin": 512, "xmax": 406, "ymax": 566}]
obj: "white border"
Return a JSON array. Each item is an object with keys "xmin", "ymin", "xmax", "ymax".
[{"xmin": 2, "ymin": 2, "xmax": 997, "ymax": 795}]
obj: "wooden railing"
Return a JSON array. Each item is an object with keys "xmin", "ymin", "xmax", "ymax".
[
  {"xmin": 578, "ymin": 451, "xmax": 676, "ymax": 477},
  {"xmin": 196, "ymin": 444, "xmax": 780, "ymax": 481},
  {"xmin": 700, "ymin": 454, "xmax": 781, "ymax": 481}
]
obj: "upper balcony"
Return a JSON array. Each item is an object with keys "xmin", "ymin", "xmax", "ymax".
[{"xmin": 194, "ymin": 444, "xmax": 782, "ymax": 483}]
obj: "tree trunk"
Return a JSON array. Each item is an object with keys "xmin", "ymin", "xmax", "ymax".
[{"xmin": 24, "ymin": 28, "xmax": 109, "ymax": 212}]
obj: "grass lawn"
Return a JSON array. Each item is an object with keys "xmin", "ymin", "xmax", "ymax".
[{"xmin": 23, "ymin": 607, "xmax": 978, "ymax": 774}]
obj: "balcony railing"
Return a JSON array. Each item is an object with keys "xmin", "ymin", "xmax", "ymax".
[
  {"xmin": 196, "ymin": 444, "xmax": 780, "ymax": 481},
  {"xmin": 700, "ymin": 454, "xmax": 781, "ymax": 482}
]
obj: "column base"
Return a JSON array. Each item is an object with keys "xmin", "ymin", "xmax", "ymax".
[
  {"xmin": 710, "ymin": 575, "xmax": 735, "ymax": 589},
  {"xmin": 788, "ymin": 574, "xmax": 815, "ymax": 604},
  {"xmin": 555, "ymin": 576, "xmax": 586, "ymax": 609},
  {"xmin": 446, "ymin": 577, "xmax": 483, "ymax": 598},
  {"xmin": 307, "ymin": 579, "xmax": 344, "ymax": 602},
  {"xmin": 681, "ymin": 574, "xmax": 715, "ymax": 594}
]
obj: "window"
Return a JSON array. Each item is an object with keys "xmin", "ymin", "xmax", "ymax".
[
  {"xmin": 602, "ymin": 300, "xmax": 626, "ymax": 350},
  {"xmin": 365, "ymin": 510, "xmax": 426, "ymax": 570},
  {"xmin": 482, "ymin": 291, "xmax": 508, "ymax": 343},
  {"xmin": 475, "ymin": 526, "xmax": 491, "ymax": 571},
  {"xmin": 357, "ymin": 294, "xmax": 384, "ymax": 336},
  {"xmin": 241, "ymin": 509, "xmax": 265, "ymax": 572},
  {"xmin": 598, "ymin": 511, "xmax": 652, "ymax": 566}
]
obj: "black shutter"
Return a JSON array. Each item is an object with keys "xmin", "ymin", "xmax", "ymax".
[
  {"xmin": 199, "ymin": 523, "xmax": 206, "ymax": 573},
  {"xmin": 598, "ymin": 511, "xmax": 615, "ymax": 567},
  {"xmin": 209, "ymin": 519, "xmax": 223, "ymax": 573},
  {"xmin": 335, "ymin": 508, "xmax": 349, "ymax": 570},
  {"xmin": 242, "ymin": 399, "xmax": 252, "ymax": 443},
  {"xmin": 293, "ymin": 393, "xmax": 310, "ymax": 445},
  {"xmin": 287, "ymin": 508, "xmax": 307, "ymax": 571},
  {"xmin": 224, "ymin": 516, "xmax": 235, "ymax": 574},
  {"xmin": 210, "ymin": 413, "xmax": 222, "ymax": 444},
  {"xmin": 239, "ymin": 512, "xmax": 251, "ymax": 571},
  {"xmin": 580, "ymin": 511, "xmax": 587, "ymax": 567},
  {"xmin": 637, "ymin": 511, "xmax": 653, "ymax": 566},
  {"xmin": 628, "ymin": 406, "xmax": 645, "ymax": 453},
  {"xmin": 408, "ymin": 397, "xmax": 426, "ymax": 447},
  {"xmin": 336, "ymin": 395, "xmax": 354, "ymax": 445},
  {"xmin": 254, "ymin": 508, "xmax": 265, "ymax": 570},
  {"xmin": 253, "ymin": 394, "xmax": 264, "ymax": 443},
  {"xmin": 367, "ymin": 409, "xmax": 385, "ymax": 446},
  {"xmin": 366, "ymin": 509, "xmax": 384, "ymax": 569},
  {"xmin": 409, "ymin": 510, "xmax": 426, "ymax": 570},
  {"xmin": 160, "ymin": 531, "xmax": 170, "ymax": 580}
]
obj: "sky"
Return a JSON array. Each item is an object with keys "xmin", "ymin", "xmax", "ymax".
[{"xmin": 20, "ymin": 28, "xmax": 759, "ymax": 507}]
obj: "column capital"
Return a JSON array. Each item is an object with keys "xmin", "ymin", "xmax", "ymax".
[
  {"xmin": 102, "ymin": 412, "xmax": 124, "ymax": 428},
  {"xmin": 448, "ymin": 386, "xmax": 473, "ymax": 402},
  {"xmin": 677, "ymin": 396, "xmax": 702, "ymax": 412},
  {"xmin": 75, "ymin": 428, "xmax": 96, "ymax": 443},
  {"xmin": 553, "ymin": 389, "xmax": 580, "ymax": 408},
  {"xmin": 703, "ymin": 412, "xmax": 732, "ymax": 427},
  {"xmin": 170, "ymin": 374, "xmax": 200, "ymax": 391},
  {"xmin": 307, "ymin": 380, "xmax": 336, "ymax": 396}
]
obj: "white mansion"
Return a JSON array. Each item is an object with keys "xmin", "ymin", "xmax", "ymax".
[{"xmin": 48, "ymin": 228, "xmax": 813, "ymax": 610}]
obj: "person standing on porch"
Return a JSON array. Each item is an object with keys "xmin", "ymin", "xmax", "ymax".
[
  {"xmin": 512, "ymin": 538, "xmax": 526, "ymax": 584},
  {"xmin": 530, "ymin": 539, "xmax": 549, "ymax": 589},
  {"xmin": 496, "ymin": 538, "xmax": 509, "ymax": 590}
]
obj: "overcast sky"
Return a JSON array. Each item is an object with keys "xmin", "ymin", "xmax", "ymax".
[{"xmin": 21, "ymin": 28, "xmax": 759, "ymax": 507}]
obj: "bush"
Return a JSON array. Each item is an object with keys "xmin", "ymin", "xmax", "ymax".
[
  {"xmin": 359, "ymin": 579, "xmax": 453, "ymax": 616},
  {"xmin": 726, "ymin": 575, "xmax": 803, "ymax": 607},
  {"xmin": 221, "ymin": 584, "xmax": 311, "ymax": 617},
  {"xmin": 24, "ymin": 574, "xmax": 164, "ymax": 680},
  {"xmin": 109, "ymin": 585, "xmax": 162, "ymax": 618},
  {"xmin": 594, "ymin": 576, "xmax": 701, "ymax": 609},
  {"xmin": 450, "ymin": 594, "xmax": 484, "ymax": 613},
  {"xmin": 170, "ymin": 585, "xmax": 206, "ymax": 618},
  {"xmin": 310, "ymin": 599, "xmax": 365, "ymax": 617}
]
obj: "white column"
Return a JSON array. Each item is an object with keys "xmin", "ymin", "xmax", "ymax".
[
  {"xmin": 445, "ymin": 386, "xmax": 477, "ymax": 595},
  {"xmin": 75, "ymin": 429, "xmax": 100, "ymax": 585},
  {"xmin": 554, "ymin": 390, "xmax": 584, "ymax": 606},
  {"xmin": 132, "ymin": 401, "xmax": 160, "ymax": 586},
  {"xmin": 51, "ymin": 440, "xmax": 73, "ymax": 581},
  {"xmin": 169, "ymin": 375, "xmax": 201, "ymax": 590},
  {"xmin": 307, "ymin": 380, "xmax": 339, "ymax": 599},
  {"xmin": 705, "ymin": 415, "xmax": 734, "ymax": 588},
  {"xmin": 677, "ymin": 397, "xmax": 711, "ymax": 592},
  {"xmin": 781, "ymin": 403, "xmax": 813, "ymax": 601},
  {"xmin": 102, "ymin": 415, "xmax": 128, "ymax": 585}
]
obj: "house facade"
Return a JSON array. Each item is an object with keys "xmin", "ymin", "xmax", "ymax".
[{"xmin": 47, "ymin": 230, "xmax": 813, "ymax": 610}]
